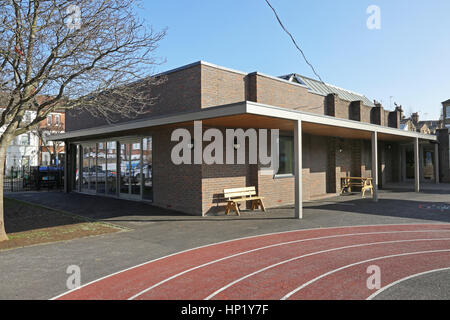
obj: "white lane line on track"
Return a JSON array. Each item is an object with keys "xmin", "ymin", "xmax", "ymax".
[
  {"xmin": 205, "ymin": 238, "xmax": 450, "ymax": 300},
  {"xmin": 131, "ymin": 231, "xmax": 450, "ymax": 300},
  {"xmin": 281, "ymin": 250, "xmax": 450, "ymax": 300},
  {"xmin": 366, "ymin": 267, "xmax": 450, "ymax": 300},
  {"xmin": 127, "ymin": 230, "xmax": 450, "ymax": 300},
  {"xmin": 50, "ymin": 224, "xmax": 449, "ymax": 300}
]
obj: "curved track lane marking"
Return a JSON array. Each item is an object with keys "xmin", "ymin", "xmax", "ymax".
[
  {"xmin": 281, "ymin": 249, "xmax": 450, "ymax": 300},
  {"xmin": 285, "ymin": 252, "xmax": 450, "ymax": 300},
  {"xmin": 51, "ymin": 224, "xmax": 450, "ymax": 300},
  {"xmin": 130, "ymin": 231, "xmax": 450, "ymax": 300},
  {"xmin": 205, "ymin": 237, "xmax": 450, "ymax": 300},
  {"xmin": 135, "ymin": 231, "xmax": 450, "ymax": 300},
  {"xmin": 366, "ymin": 267, "xmax": 450, "ymax": 300}
]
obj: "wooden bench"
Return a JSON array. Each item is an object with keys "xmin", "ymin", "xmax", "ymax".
[
  {"xmin": 341, "ymin": 177, "xmax": 374, "ymax": 198},
  {"xmin": 223, "ymin": 187, "xmax": 266, "ymax": 216}
]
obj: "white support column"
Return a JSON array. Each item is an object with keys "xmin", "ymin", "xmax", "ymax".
[
  {"xmin": 371, "ymin": 132, "xmax": 378, "ymax": 202},
  {"xmin": 414, "ymin": 138, "xmax": 420, "ymax": 192},
  {"xmin": 435, "ymin": 143, "xmax": 440, "ymax": 184},
  {"xmin": 294, "ymin": 119, "xmax": 303, "ymax": 219}
]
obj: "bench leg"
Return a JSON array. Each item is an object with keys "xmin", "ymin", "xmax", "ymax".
[
  {"xmin": 225, "ymin": 203, "xmax": 231, "ymax": 215},
  {"xmin": 234, "ymin": 202, "xmax": 241, "ymax": 216},
  {"xmin": 225, "ymin": 202, "xmax": 240, "ymax": 216},
  {"xmin": 257, "ymin": 199, "xmax": 266, "ymax": 212}
]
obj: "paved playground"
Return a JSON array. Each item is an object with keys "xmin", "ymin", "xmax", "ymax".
[{"xmin": 2, "ymin": 186, "xmax": 450, "ymax": 300}]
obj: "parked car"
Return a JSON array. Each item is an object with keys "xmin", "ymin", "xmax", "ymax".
[
  {"xmin": 133, "ymin": 164, "xmax": 152, "ymax": 181},
  {"xmin": 76, "ymin": 166, "xmax": 115, "ymax": 185}
]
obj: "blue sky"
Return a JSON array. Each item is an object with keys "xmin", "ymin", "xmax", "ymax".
[{"xmin": 140, "ymin": 0, "xmax": 449, "ymax": 120}]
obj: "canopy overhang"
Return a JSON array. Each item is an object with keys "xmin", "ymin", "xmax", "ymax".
[{"xmin": 50, "ymin": 101, "xmax": 437, "ymax": 143}]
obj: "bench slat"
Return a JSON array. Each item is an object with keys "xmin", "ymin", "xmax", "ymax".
[
  {"xmin": 224, "ymin": 187, "xmax": 256, "ymax": 194},
  {"xmin": 227, "ymin": 196, "xmax": 264, "ymax": 202},
  {"xmin": 225, "ymin": 191, "xmax": 256, "ymax": 199}
]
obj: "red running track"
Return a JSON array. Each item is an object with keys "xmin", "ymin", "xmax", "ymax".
[{"xmin": 53, "ymin": 224, "xmax": 450, "ymax": 300}]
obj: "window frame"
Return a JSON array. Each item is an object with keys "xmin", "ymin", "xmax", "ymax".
[{"xmin": 274, "ymin": 134, "xmax": 295, "ymax": 178}]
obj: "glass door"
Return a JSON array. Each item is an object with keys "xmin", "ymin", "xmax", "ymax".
[
  {"xmin": 142, "ymin": 137, "xmax": 153, "ymax": 201},
  {"xmin": 119, "ymin": 140, "xmax": 142, "ymax": 200},
  {"xmin": 81, "ymin": 144, "xmax": 96, "ymax": 193}
]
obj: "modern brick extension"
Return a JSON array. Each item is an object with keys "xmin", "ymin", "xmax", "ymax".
[{"xmin": 54, "ymin": 61, "xmax": 442, "ymax": 217}]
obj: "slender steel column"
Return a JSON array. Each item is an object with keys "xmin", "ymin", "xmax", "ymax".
[
  {"xmin": 371, "ymin": 132, "xmax": 378, "ymax": 202},
  {"xmin": 414, "ymin": 138, "xmax": 420, "ymax": 192},
  {"xmin": 294, "ymin": 119, "xmax": 303, "ymax": 219}
]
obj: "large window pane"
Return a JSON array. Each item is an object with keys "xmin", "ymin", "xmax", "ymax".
[
  {"xmin": 278, "ymin": 136, "xmax": 294, "ymax": 175},
  {"xmin": 142, "ymin": 137, "xmax": 153, "ymax": 201},
  {"xmin": 120, "ymin": 143, "xmax": 130, "ymax": 194},
  {"xmin": 89, "ymin": 146, "xmax": 96, "ymax": 191},
  {"xmin": 130, "ymin": 142, "xmax": 141, "ymax": 196},
  {"xmin": 97, "ymin": 142, "xmax": 106, "ymax": 194},
  {"xmin": 73, "ymin": 145, "xmax": 80, "ymax": 191},
  {"xmin": 107, "ymin": 142, "xmax": 117, "ymax": 196},
  {"xmin": 82, "ymin": 146, "xmax": 90, "ymax": 191}
]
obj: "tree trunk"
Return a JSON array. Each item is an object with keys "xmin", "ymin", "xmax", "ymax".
[{"xmin": 0, "ymin": 144, "xmax": 8, "ymax": 242}]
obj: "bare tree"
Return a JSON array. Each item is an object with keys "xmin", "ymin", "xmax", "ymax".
[{"xmin": 0, "ymin": 0, "xmax": 166, "ymax": 241}]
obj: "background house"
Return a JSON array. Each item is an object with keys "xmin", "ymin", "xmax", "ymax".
[
  {"xmin": 0, "ymin": 94, "xmax": 66, "ymax": 174},
  {"xmin": 37, "ymin": 110, "xmax": 66, "ymax": 166}
]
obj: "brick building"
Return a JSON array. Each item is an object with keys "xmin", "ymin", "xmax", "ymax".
[
  {"xmin": 52, "ymin": 61, "xmax": 439, "ymax": 217},
  {"xmin": 438, "ymin": 99, "xmax": 450, "ymax": 183},
  {"xmin": 38, "ymin": 110, "xmax": 66, "ymax": 166}
]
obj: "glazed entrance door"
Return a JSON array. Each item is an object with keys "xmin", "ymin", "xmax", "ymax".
[
  {"xmin": 119, "ymin": 140, "xmax": 142, "ymax": 200},
  {"xmin": 81, "ymin": 144, "xmax": 96, "ymax": 193}
]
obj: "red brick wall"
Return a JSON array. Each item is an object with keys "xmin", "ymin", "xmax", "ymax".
[
  {"xmin": 200, "ymin": 132, "xmax": 331, "ymax": 214},
  {"xmin": 304, "ymin": 135, "xmax": 328, "ymax": 198},
  {"xmin": 333, "ymin": 96, "xmax": 351, "ymax": 120},
  {"xmin": 200, "ymin": 65, "xmax": 247, "ymax": 108},
  {"xmin": 66, "ymin": 64, "xmax": 202, "ymax": 132},
  {"xmin": 361, "ymin": 105, "xmax": 372, "ymax": 123},
  {"xmin": 437, "ymin": 129, "xmax": 450, "ymax": 183},
  {"xmin": 361, "ymin": 140, "xmax": 373, "ymax": 179},
  {"xmin": 253, "ymin": 74, "xmax": 326, "ymax": 115},
  {"xmin": 152, "ymin": 126, "xmax": 202, "ymax": 215},
  {"xmin": 335, "ymin": 139, "xmax": 353, "ymax": 193}
]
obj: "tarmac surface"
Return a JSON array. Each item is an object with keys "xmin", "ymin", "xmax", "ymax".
[{"xmin": 1, "ymin": 186, "xmax": 450, "ymax": 300}]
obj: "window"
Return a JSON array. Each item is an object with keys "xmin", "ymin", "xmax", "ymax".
[
  {"xmin": 106, "ymin": 142, "xmax": 117, "ymax": 195},
  {"xmin": 446, "ymin": 106, "xmax": 450, "ymax": 119},
  {"xmin": 132, "ymin": 143, "xmax": 141, "ymax": 150},
  {"xmin": 20, "ymin": 133, "xmax": 30, "ymax": 146},
  {"xmin": 22, "ymin": 156, "xmax": 30, "ymax": 168},
  {"xmin": 277, "ymin": 136, "xmax": 294, "ymax": 175},
  {"xmin": 42, "ymin": 152, "xmax": 50, "ymax": 166},
  {"xmin": 47, "ymin": 115, "xmax": 52, "ymax": 126},
  {"xmin": 55, "ymin": 114, "xmax": 61, "ymax": 125},
  {"xmin": 24, "ymin": 112, "xmax": 32, "ymax": 123}
]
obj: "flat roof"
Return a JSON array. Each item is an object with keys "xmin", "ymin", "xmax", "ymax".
[{"xmin": 49, "ymin": 101, "xmax": 437, "ymax": 143}]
